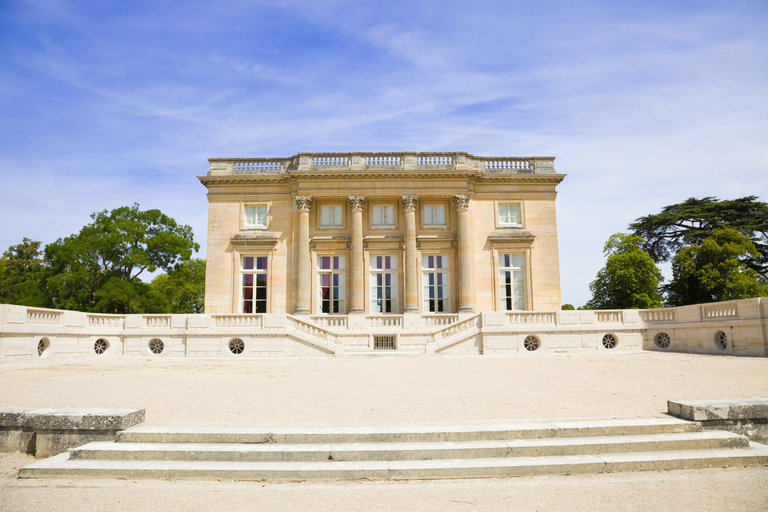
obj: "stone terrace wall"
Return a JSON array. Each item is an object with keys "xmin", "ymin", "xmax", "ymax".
[{"xmin": 0, "ymin": 297, "xmax": 766, "ymax": 360}]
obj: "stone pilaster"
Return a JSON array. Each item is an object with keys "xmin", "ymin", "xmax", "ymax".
[
  {"xmin": 402, "ymin": 195, "xmax": 419, "ymax": 313},
  {"xmin": 294, "ymin": 195, "xmax": 313, "ymax": 315},
  {"xmin": 453, "ymin": 195, "xmax": 475, "ymax": 313},
  {"xmin": 349, "ymin": 195, "xmax": 365, "ymax": 314}
]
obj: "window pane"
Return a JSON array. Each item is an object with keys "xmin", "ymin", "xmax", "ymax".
[
  {"xmin": 512, "ymin": 254, "xmax": 524, "ymax": 268},
  {"xmin": 435, "ymin": 205, "xmax": 445, "ymax": 224},
  {"xmin": 257, "ymin": 257, "xmax": 267, "ymax": 270},
  {"xmin": 332, "ymin": 206, "xmax": 342, "ymax": 225},
  {"xmin": 245, "ymin": 206, "xmax": 256, "ymax": 226},
  {"xmin": 243, "ymin": 257, "xmax": 254, "ymax": 270},
  {"xmin": 424, "ymin": 206, "xmax": 433, "ymax": 225}
]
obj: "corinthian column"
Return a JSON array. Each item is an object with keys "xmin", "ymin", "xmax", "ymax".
[
  {"xmin": 294, "ymin": 195, "xmax": 313, "ymax": 315},
  {"xmin": 349, "ymin": 195, "xmax": 365, "ymax": 314},
  {"xmin": 402, "ymin": 195, "xmax": 419, "ymax": 313},
  {"xmin": 453, "ymin": 195, "xmax": 475, "ymax": 313}
]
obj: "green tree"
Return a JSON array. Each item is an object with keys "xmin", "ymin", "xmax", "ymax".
[
  {"xmin": 44, "ymin": 204, "xmax": 199, "ymax": 313},
  {"xmin": 561, "ymin": 304, "xmax": 575, "ymax": 310},
  {"xmin": 0, "ymin": 238, "xmax": 48, "ymax": 307},
  {"xmin": 630, "ymin": 196, "xmax": 768, "ymax": 278},
  {"xmin": 666, "ymin": 228, "xmax": 768, "ymax": 306},
  {"xmin": 150, "ymin": 258, "xmax": 206, "ymax": 313},
  {"xmin": 586, "ymin": 233, "xmax": 664, "ymax": 310}
]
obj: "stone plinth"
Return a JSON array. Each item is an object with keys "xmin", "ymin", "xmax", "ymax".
[
  {"xmin": 0, "ymin": 407, "xmax": 145, "ymax": 457},
  {"xmin": 668, "ymin": 398, "xmax": 768, "ymax": 443}
]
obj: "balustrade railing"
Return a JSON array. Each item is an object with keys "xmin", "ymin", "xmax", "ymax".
[
  {"xmin": 701, "ymin": 303, "xmax": 738, "ymax": 320},
  {"xmin": 436, "ymin": 314, "xmax": 481, "ymax": 340},
  {"xmin": 213, "ymin": 315, "xmax": 263, "ymax": 328},
  {"xmin": 232, "ymin": 159, "xmax": 284, "ymax": 172},
  {"xmin": 422, "ymin": 314, "xmax": 459, "ymax": 327},
  {"xmin": 639, "ymin": 309, "xmax": 676, "ymax": 322},
  {"xmin": 417, "ymin": 155, "xmax": 453, "ymax": 165},
  {"xmin": 596, "ymin": 311, "xmax": 623, "ymax": 323},
  {"xmin": 366, "ymin": 155, "xmax": 401, "ymax": 166},
  {"xmin": 313, "ymin": 155, "xmax": 349, "ymax": 166},
  {"xmin": 145, "ymin": 316, "xmax": 170, "ymax": 328},
  {"xmin": 88, "ymin": 315, "xmax": 124, "ymax": 328},
  {"xmin": 27, "ymin": 309, "xmax": 62, "ymax": 325},
  {"xmin": 506, "ymin": 312, "xmax": 556, "ymax": 325},
  {"xmin": 289, "ymin": 316, "xmax": 331, "ymax": 341},
  {"xmin": 366, "ymin": 315, "xmax": 403, "ymax": 328},
  {"xmin": 484, "ymin": 158, "xmax": 531, "ymax": 171},
  {"xmin": 311, "ymin": 316, "xmax": 347, "ymax": 328}
]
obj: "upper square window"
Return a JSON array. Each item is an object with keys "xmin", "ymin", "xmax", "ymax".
[
  {"xmin": 244, "ymin": 205, "xmax": 267, "ymax": 228},
  {"xmin": 320, "ymin": 205, "xmax": 343, "ymax": 227},
  {"xmin": 372, "ymin": 205, "xmax": 395, "ymax": 227},
  {"xmin": 423, "ymin": 205, "xmax": 446, "ymax": 227},
  {"xmin": 498, "ymin": 203, "xmax": 521, "ymax": 226}
]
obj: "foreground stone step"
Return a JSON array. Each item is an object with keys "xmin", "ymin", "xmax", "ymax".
[
  {"xmin": 20, "ymin": 443, "xmax": 768, "ymax": 481},
  {"xmin": 117, "ymin": 417, "xmax": 700, "ymax": 445},
  {"xmin": 70, "ymin": 431, "xmax": 748, "ymax": 462}
]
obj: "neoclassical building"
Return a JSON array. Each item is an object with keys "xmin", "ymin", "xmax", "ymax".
[{"xmin": 199, "ymin": 152, "xmax": 565, "ymax": 326}]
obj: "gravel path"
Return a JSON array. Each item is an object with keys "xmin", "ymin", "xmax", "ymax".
[{"xmin": 1, "ymin": 351, "xmax": 767, "ymax": 510}]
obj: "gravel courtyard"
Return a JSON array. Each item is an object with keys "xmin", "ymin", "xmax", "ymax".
[{"xmin": 1, "ymin": 351, "xmax": 767, "ymax": 511}]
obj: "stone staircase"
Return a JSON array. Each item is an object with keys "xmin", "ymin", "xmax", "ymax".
[{"xmin": 19, "ymin": 416, "xmax": 768, "ymax": 481}]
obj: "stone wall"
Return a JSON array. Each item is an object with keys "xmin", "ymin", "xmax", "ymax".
[{"xmin": 1, "ymin": 297, "xmax": 765, "ymax": 360}]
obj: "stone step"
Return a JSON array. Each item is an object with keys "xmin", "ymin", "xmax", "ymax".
[
  {"xmin": 116, "ymin": 417, "xmax": 700, "ymax": 444},
  {"xmin": 69, "ymin": 431, "xmax": 748, "ymax": 462},
  {"xmin": 19, "ymin": 442, "xmax": 768, "ymax": 481}
]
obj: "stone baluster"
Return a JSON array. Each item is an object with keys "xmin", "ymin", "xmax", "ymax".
[
  {"xmin": 453, "ymin": 195, "xmax": 475, "ymax": 313},
  {"xmin": 402, "ymin": 195, "xmax": 419, "ymax": 313},
  {"xmin": 294, "ymin": 195, "xmax": 313, "ymax": 315},
  {"xmin": 349, "ymin": 196, "xmax": 366, "ymax": 314}
]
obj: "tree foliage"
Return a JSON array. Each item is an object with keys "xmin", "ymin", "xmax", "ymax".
[
  {"xmin": 0, "ymin": 238, "xmax": 47, "ymax": 307},
  {"xmin": 666, "ymin": 228, "xmax": 768, "ymax": 306},
  {"xmin": 150, "ymin": 258, "xmax": 206, "ymax": 314},
  {"xmin": 586, "ymin": 233, "xmax": 664, "ymax": 310},
  {"xmin": 43, "ymin": 204, "xmax": 199, "ymax": 313},
  {"xmin": 630, "ymin": 196, "xmax": 768, "ymax": 278}
]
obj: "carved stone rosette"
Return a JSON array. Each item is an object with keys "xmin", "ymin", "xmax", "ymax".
[
  {"xmin": 295, "ymin": 195, "xmax": 313, "ymax": 211},
  {"xmin": 401, "ymin": 195, "xmax": 418, "ymax": 210},
  {"xmin": 453, "ymin": 195, "xmax": 471, "ymax": 211},
  {"xmin": 348, "ymin": 195, "xmax": 366, "ymax": 210}
]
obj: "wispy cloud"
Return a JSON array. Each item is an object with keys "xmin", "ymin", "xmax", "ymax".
[{"xmin": 1, "ymin": 0, "xmax": 766, "ymax": 304}]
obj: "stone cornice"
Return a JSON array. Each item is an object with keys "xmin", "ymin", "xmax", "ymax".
[
  {"xmin": 230, "ymin": 233, "xmax": 280, "ymax": 248},
  {"xmin": 487, "ymin": 230, "xmax": 536, "ymax": 244}
]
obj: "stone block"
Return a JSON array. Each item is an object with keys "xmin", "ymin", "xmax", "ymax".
[
  {"xmin": 668, "ymin": 398, "xmax": 768, "ymax": 421},
  {"xmin": 0, "ymin": 407, "xmax": 145, "ymax": 457}
]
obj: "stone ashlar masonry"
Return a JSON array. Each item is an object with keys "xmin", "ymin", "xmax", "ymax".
[{"xmin": 1, "ymin": 297, "xmax": 766, "ymax": 360}]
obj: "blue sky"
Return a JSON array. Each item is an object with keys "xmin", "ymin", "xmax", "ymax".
[{"xmin": 1, "ymin": 0, "xmax": 766, "ymax": 307}]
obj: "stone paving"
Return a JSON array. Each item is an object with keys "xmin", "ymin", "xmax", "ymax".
[{"xmin": 1, "ymin": 351, "xmax": 767, "ymax": 511}]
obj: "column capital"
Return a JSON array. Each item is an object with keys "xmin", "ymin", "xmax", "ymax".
[
  {"xmin": 401, "ymin": 195, "xmax": 419, "ymax": 210},
  {"xmin": 349, "ymin": 195, "xmax": 366, "ymax": 210},
  {"xmin": 295, "ymin": 195, "xmax": 313, "ymax": 211},
  {"xmin": 453, "ymin": 194, "xmax": 471, "ymax": 211}
]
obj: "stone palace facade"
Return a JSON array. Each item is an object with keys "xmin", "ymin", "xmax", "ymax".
[{"xmin": 200, "ymin": 152, "xmax": 564, "ymax": 328}]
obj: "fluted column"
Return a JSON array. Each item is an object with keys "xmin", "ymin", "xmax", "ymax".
[
  {"xmin": 294, "ymin": 195, "xmax": 313, "ymax": 315},
  {"xmin": 402, "ymin": 195, "xmax": 419, "ymax": 313},
  {"xmin": 453, "ymin": 195, "xmax": 475, "ymax": 313},
  {"xmin": 349, "ymin": 195, "xmax": 365, "ymax": 314}
]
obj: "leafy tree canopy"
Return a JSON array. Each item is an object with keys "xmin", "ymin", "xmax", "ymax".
[
  {"xmin": 44, "ymin": 204, "xmax": 199, "ymax": 314},
  {"xmin": 630, "ymin": 196, "xmax": 768, "ymax": 278},
  {"xmin": 0, "ymin": 238, "xmax": 47, "ymax": 307},
  {"xmin": 666, "ymin": 228, "xmax": 768, "ymax": 306},
  {"xmin": 586, "ymin": 233, "xmax": 664, "ymax": 310},
  {"xmin": 150, "ymin": 258, "xmax": 206, "ymax": 314}
]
